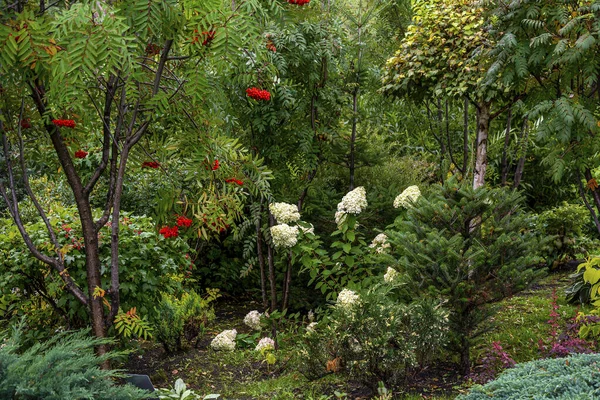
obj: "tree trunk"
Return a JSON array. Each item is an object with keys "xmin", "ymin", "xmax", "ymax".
[
  {"xmin": 576, "ymin": 171, "xmax": 600, "ymax": 235},
  {"xmin": 349, "ymin": 87, "xmax": 358, "ymax": 191},
  {"xmin": 281, "ymin": 250, "xmax": 292, "ymax": 311},
  {"xmin": 584, "ymin": 169, "xmax": 600, "ymax": 228},
  {"xmin": 267, "ymin": 214, "xmax": 278, "ymax": 312},
  {"xmin": 460, "ymin": 335, "xmax": 471, "ymax": 376},
  {"xmin": 500, "ymin": 108, "xmax": 512, "ymax": 186},
  {"xmin": 256, "ymin": 204, "xmax": 268, "ymax": 308},
  {"xmin": 513, "ymin": 116, "xmax": 529, "ymax": 189},
  {"xmin": 472, "ymin": 102, "xmax": 491, "ymax": 189}
]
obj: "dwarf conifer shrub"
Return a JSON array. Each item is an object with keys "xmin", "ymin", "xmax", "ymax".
[
  {"xmin": 388, "ymin": 179, "xmax": 546, "ymax": 374},
  {"xmin": 0, "ymin": 322, "xmax": 147, "ymax": 399},
  {"xmin": 458, "ymin": 353, "xmax": 600, "ymax": 399}
]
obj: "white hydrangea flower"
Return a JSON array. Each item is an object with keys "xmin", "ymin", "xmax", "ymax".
[
  {"xmin": 244, "ymin": 310, "xmax": 262, "ymax": 331},
  {"xmin": 339, "ymin": 187, "xmax": 367, "ymax": 215},
  {"xmin": 306, "ymin": 322, "xmax": 317, "ymax": 333},
  {"xmin": 334, "ymin": 209, "xmax": 347, "ymax": 227},
  {"xmin": 369, "ymin": 233, "xmax": 391, "ymax": 253},
  {"xmin": 308, "ymin": 310, "xmax": 315, "ymax": 322},
  {"xmin": 210, "ymin": 329, "xmax": 237, "ymax": 351},
  {"xmin": 269, "ymin": 202, "xmax": 301, "ymax": 224},
  {"xmin": 393, "ymin": 185, "xmax": 421, "ymax": 209},
  {"xmin": 384, "ymin": 267, "xmax": 399, "ymax": 283},
  {"xmin": 270, "ymin": 224, "xmax": 299, "ymax": 248},
  {"xmin": 336, "ymin": 288, "xmax": 360, "ymax": 309},
  {"xmin": 255, "ymin": 337, "xmax": 275, "ymax": 352}
]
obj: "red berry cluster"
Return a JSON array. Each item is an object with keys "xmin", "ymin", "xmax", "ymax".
[
  {"xmin": 225, "ymin": 178, "xmax": 244, "ymax": 186},
  {"xmin": 212, "ymin": 159, "xmax": 220, "ymax": 170},
  {"xmin": 74, "ymin": 150, "xmax": 88, "ymax": 159},
  {"xmin": 52, "ymin": 119, "xmax": 76, "ymax": 128},
  {"xmin": 159, "ymin": 225, "xmax": 179, "ymax": 238},
  {"xmin": 142, "ymin": 161, "xmax": 160, "ymax": 169},
  {"xmin": 20, "ymin": 119, "xmax": 31, "ymax": 129},
  {"xmin": 288, "ymin": 0, "xmax": 310, "ymax": 5},
  {"xmin": 177, "ymin": 216, "xmax": 193, "ymax": 228},
  {"xmin": 246, "ymin": 87, "xmax": 271, "ymax": 101}
]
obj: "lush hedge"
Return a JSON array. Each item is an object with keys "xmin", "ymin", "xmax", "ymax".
[{"xmin": 458, "ymin": 353, "xmax": 600, "ymax": 399}]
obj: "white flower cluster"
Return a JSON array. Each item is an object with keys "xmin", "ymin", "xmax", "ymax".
[
  {"xmin": 270, "ymin": 224, "xmax": 299, "ymax": 248},
  {"xmin": 338, "ymin": 187, "xmax": 368, "ymax": 215},
  {"xmin": 210, "ymin": 329, "xmax": 237, "ymax": 351},
  {"xmin": 255, "ymin": 337, "xmax": 275, "ymax": 352},
  {"xmin": 244, "ymin": 310, "xmax": 262, "ymax": 331},
  {"xmin": 384, "ymin": 267, "xmax": 399, "ymax": 283},
  {"xmin": 306, "ymin": 322, "xmax": 317, "ymax": 333},
  {"xmin": 393, "ymin": 185, "xmax": 421, "ymax": 209},
  {"xmin": 369, "ymin": 233, "xmax": 390, "ymax": 254},
  {"xmin": 269, "ymin": 202, "xmax": 301, "ymax": 224},
  {"xmin": 334, "ymin": 209, "xmax": 347, "ymax": 227},
  {"xmin": 336, "ymin": 288, "xmax": 360, "ymax": 309}
]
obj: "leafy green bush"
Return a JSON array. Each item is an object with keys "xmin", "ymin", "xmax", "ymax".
[
  {"xmin": 0, "ymin": 206, "xmax": 190, "ymax": 341},
  {"xmin": 0, "ymin": 322, "xmax": 147, "ymax": 400},
  {"xmin": 153, "ymin": 290, "xmax": 219, "ymax": 353},
  {"xmin": 458, "ymin": 353, "xmax": 600, "ymax": 399},
  {"xmin": 537, "ymin": 202, "xmax": 596, "ymax": 264},
  {"xmin": 298, "ymin": 282, "xmax": 447, "ymax": 388},
  {"xmin": 388, "ymin": 179, "xmax": 546, "ymax": 374}
]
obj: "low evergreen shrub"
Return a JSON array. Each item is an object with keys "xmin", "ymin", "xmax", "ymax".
[
  {"xmin": 459, "ymin": 353, "xmax": 600, "ymax": 399},
  {"xmin": 0, "ymin": 322, "xmax": 147, "ymax": 399}
]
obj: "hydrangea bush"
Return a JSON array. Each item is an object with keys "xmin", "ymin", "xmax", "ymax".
[
  {"xmin": 210, "ymin": 329, "xmax": 237, "ymax": 351},
  {"xmin": 393, "ymin": 185, "xmax": 421, "ymax": 209},
  {"xmin": 298, "ymin": 283, "xmax": 448, "ymax": 388}
]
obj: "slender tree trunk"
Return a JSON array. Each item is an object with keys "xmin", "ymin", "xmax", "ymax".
[
  {"xmin": 513, "ymin": 116, "xmax": 529, "ymax": 189},
  {"xmin": 349, "ymin": 87, "xmax": 358, "ymax": 191},
  {"xmin": 577, "ymin": 171, "xmax": 600, "ymax": 235},
  {"xmin": 472, "ymin": 102, "xmax": 491, "ymax": 189},
  {"xmin": 267, "ymin": 214, "xmax": 278, "ymax": 312},
  {"xmin": 460, "ymin": 335, "xmax": 471, "ymax": 376},
  {"xmin": 256, "ymin": 204, "xmax": 268, "ymax": 308},
  {"xmin": 462, "ymin": 97, "xmax": 469, "ymax": 175},
  {"xmin": 583, "ymin": 169, "xmax": 600, "ymax": 225},
  {"xmin": 500, "ymin": 108, "xmax": 512, "ymax": 186},
  {"xmin": 281, "ymin": 251, "xmax": 292, "ymax": 311}
]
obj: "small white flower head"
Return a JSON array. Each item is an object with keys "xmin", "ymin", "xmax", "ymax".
[
  {"xmin": 339, "ymin": 187, "xmax": 368, "ymax": 215},
  {"xmin": 255, "ymin": 337, "xmax": 275, "ymax": 352},
  {"xmin": 336, "ymin": 288, "xmax": 360, "ymax": 309},
  {"xmin": 308, "ymin": 310, "xmax": 315, "ymax": 322},
  {"xmin": 384, "ymin": 267, "xmax": 399, "ymax": 283},
  {"xmin": 306, "ymin": 322, "xmax": 317, "ymax": 333},
  {"xmin": 210, "ymin": 329, "xmax": 237, "ymax": 351},
  {"xmin": 244, "ymin": 310, "xmax": 262, "ymax": 331},
  {"xmin": 270, "ymin": 224, "xmax": 299, "ymax": 248},
  {"xmin": 394, "ymin": 185, "xmax": 421, "ymax": 209},
  {"xmin": 369, "ymin": 233, "xmax": 391, "ymax": 253},
  {"xmin": 334, "ymin": 209, "xmax": 347, "ymax": 227},
  {"xmin": 269, "ymin": 202, "xmax": 300, "ymax": 224}
]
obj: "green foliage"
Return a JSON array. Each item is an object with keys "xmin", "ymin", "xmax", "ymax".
[
  {"xmin": 388, "ymin": 178, "xmax": 546, "ymax": 372},
  {"xmin": 114, "ymin": 307, "xmax": 154, "ymax": 340},
  {"xmin": 383, "ymin": 0, "xmax": 493, "ymax": 99},
  {"xmin": 0, "ymin": 206, "xmax": 189, "ymax": 338},
  {"xmin": 0, "ymin": 321, "xmax": 147, "ymax": 400},
  {"xmin": 153, "ymin": 290, "xmax": 218, "ymax": 354},
  {"xmin": 537, "ymin": 202, "xmax": 595, "ymax": 263},
  {"xmin": 458, "ymin": 353, "xmax": 600, "ymax": 399},
  {"xmin": 298, "ymin": 283, "xmax": 448, "ymax": 388},
  {"xmin": 157, "ymin": 378, "xmax": 221, "ymax": 400}
]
